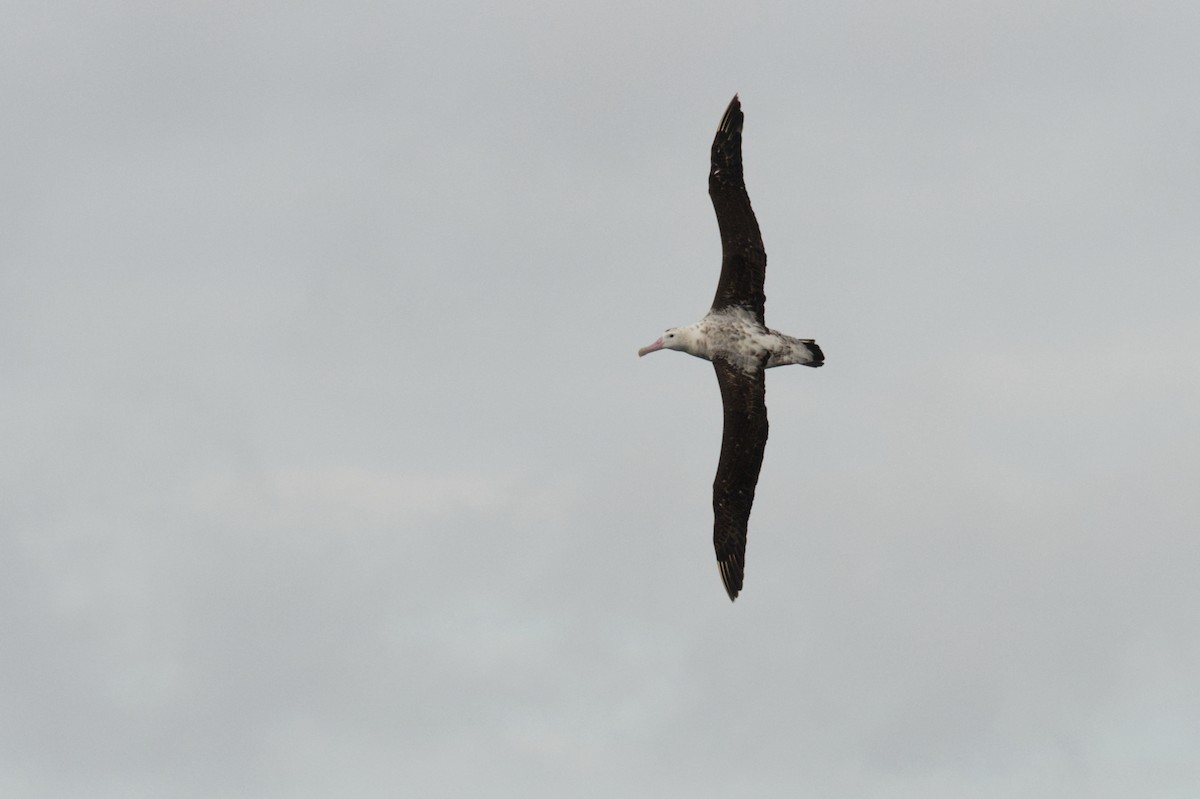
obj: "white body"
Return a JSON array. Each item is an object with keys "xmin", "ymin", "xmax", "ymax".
[{"xmin": 639, "ymin": 308, "xmax": 820, "ymax": 374}]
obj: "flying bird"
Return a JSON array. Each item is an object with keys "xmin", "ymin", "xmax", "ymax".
[{"xmin": 638, "ymin": 95, "xmax": 824, "ymax": 601}]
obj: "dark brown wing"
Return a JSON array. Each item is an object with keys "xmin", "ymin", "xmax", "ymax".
[
  {"xmin": 709, "ymin": 95, "xmax": 767, "ymax": 325},
  {"xmin": 712, "ymin": 357, "xmax": 769, "ymax": 601}
]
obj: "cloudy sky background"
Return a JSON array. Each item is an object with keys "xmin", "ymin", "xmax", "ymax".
[{"xmin": 3, "ymin": 2, "xmax": 1198, "ymax": 796}]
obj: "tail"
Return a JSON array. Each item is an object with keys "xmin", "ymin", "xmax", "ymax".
[{"xmin": 802, "ymin": 340, "xmax": 824, "ymax": 367}]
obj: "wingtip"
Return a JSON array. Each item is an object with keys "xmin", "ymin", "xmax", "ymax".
[
  {"xmin": 718, "ymin": 558, "xmax": 742, "ymax": 601},
  {"xmin": 717, "ymin": 95, "xmax": 744, "ymax": 136}
]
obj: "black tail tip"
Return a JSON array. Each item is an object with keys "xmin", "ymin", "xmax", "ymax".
[{"xmin": 805, "ymin": 340, "xmax": 825, "ymax": 367}]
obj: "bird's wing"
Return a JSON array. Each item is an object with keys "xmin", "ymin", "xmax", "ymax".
[
  {"xmin": 708, "ymin": 95, "xmax": 767, "ymax": 326},
  {"xmin": 712, "ymin": 357, "xmax": 769, "ymax": 601}
]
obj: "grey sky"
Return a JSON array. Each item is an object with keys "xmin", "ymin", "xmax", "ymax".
[{"xmin": 3, "ymin": 2, "xmax": 1198, "ymax": 797}]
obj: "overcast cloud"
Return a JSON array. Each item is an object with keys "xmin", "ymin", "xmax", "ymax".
[{"xmin": 2, "ymin": 2, "xmax": 1198, "ymax": 797}]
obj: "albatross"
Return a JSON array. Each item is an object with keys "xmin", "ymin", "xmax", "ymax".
[{"xmin": 638, "ymin": 95, "xmax": 824, "ymax": 601}]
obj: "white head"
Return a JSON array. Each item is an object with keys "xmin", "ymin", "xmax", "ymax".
[{"xmin": 638, "ymin": 327, "xmax": 692, "ymax": 357}]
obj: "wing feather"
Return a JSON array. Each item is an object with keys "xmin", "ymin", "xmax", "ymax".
[
  {"xmin": 711, "ymin": 357, "xmax": 769, "ymax": 600},
  {"xmin": 709, "ymin": 96, "xmax": 767, "ymax": 325}
]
